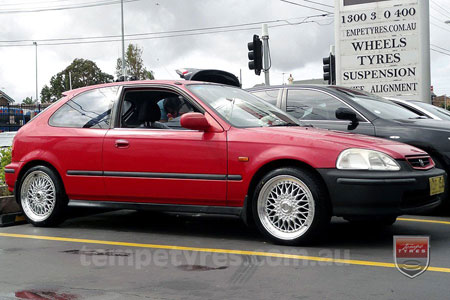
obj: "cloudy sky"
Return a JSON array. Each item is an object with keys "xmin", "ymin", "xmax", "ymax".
[{"xmin": 0, "ymin": 0, "xmax": 449, "ymax": 103}]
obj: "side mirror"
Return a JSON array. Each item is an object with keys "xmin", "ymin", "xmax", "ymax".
[
  {"xmin": 335, "ymin": 107, "xmax": 359, "ymax": 130},
  {"xmin": 180, "ymin": 112, "xmax": 211, "ymax": 131}
]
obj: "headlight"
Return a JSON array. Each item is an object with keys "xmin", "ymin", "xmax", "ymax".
[{"xmin": 336, "ymin": 148, "xmax": 400, "ymax": 171}]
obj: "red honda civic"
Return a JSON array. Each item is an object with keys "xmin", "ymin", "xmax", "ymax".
[{"xmin": 4, "ymin": 81, "xmax": 446, "ymax": 245}]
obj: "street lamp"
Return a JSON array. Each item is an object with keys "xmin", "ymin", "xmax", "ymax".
[
  {"xmin": 120, "ymin": 0, "xmax": 126, "ymax": 81},
  {"xmin": 33, "ymin": 42, "xmax": 38, "ymax": 103}
]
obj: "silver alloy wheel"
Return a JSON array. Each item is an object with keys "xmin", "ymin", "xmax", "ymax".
[
  {"xmin": 257, "ymin": 175, "xmax": 315, "ymax": 240},
  {"xmin": 20, "ymin": 170, "xmax": 56, "ymax": 222}
]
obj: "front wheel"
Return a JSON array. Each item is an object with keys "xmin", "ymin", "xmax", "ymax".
[
  {"xmin": 19, "ymin": 165, "xmax": 68, "ymax": 227},
  {"xmin": 252, "ymin": 167, "xmax": 330, "ymax": 245}
]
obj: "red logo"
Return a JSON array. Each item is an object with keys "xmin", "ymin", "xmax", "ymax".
[{"xmin": 394, "ymin": 236, "xmax": 430, "ymax": 278}]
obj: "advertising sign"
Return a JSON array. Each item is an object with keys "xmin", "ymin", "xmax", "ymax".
[
  {"xmin": 334, "ymin": 0, "xmax": 430, "ymax": 101},
  {"xmin": 394, "ymin": 236, "xmax": 430, "ymax": 278}
]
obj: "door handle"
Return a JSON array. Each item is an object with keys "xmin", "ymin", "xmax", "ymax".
[{"xmin": 115, "ymin": 139, "xmax": 129, "ymax": 148}]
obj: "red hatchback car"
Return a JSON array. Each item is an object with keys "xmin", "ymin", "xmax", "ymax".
[{"xmin": 5, "ymin": 81, "xmax": 446, "ymax": 245}]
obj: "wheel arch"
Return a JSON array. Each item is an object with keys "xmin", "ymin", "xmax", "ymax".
[
  {"xmin": 245, "ymin": 159, "xmax": 332, "ymax": 221},
  {"xmin": 15, "ymin": 160, "xmax": 66, "ymax": 203}
]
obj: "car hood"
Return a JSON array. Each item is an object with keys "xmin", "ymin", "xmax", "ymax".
[
  {"xmin": 392, "ymin": 118, "xmax": 450, "ymax": 132},
  {"xmin": 246, "ymin": 126, "xmax": 427, "ymax": 159}
]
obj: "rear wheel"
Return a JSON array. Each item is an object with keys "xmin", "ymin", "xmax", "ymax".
[
  {"xmin": 252, "ymin": 167, "xmax": 330, "ymax": 245},
  {"xmin": 19, "ymin": 166, "xmax": 68, "ymax": 227}
]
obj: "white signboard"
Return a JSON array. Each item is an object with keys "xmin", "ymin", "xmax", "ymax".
[{"xmin": 335, "ymin": 0, "xmax": 430, "ymax": 102}]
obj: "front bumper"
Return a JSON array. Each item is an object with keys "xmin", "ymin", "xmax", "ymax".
[
  {"xmin": 317, "ymin": 162, "xmax": 447, "ymax": 217},
  {"xmin": 4, "ymin": 162, "xmax": 22, "ymax": 193}
]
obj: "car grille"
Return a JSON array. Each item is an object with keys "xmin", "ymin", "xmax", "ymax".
[{"xmin": 405, "ymin": 155, "xmax": 434, "ymax": 170}]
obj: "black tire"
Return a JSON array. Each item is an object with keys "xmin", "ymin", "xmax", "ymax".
[
  {"xmin": 344, "ymin": 216, "xmax": 397, "ymax": 226},
  {"xmin": 18, "ymin": 165, "xmax": 68, "ymax": 227},
  {"xmin": 251, "ymin": 167, "xmax": 331, "ymax": 245}
]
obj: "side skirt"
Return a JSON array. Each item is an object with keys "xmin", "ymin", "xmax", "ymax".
[{"xmin": 69, "ymin": 200, "xmax": 243, "ymax": 216}]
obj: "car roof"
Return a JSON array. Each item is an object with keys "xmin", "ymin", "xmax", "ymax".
[
  {"xmin": 246, "ymin": 84, "xmax": 333, "ymax": 91},
  {"xmin": 62, "ymin": 80, "xmax": 229, "ymax": 98}
]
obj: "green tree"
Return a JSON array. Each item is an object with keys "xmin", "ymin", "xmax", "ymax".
[
  {"xmin": 22, "ymin": 96, "xmax": 36, "ymax": 105},
  {"xmin": 116, "ymin": 44, "xmax": 154, "ymax": 80},
  {"xmin": 40, "ymin": 58, "xmax": 114, "ymax": 103}
]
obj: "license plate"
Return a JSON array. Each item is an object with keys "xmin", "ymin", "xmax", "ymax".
[{"xmin": 429, "ymin": 175, "xmax": 445, "ymax": 196}]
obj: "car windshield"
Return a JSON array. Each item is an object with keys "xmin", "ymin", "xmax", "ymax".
[
  {"xmin": 331, "ymin": 87, "xmax": 421, "ymax": 120},
  {"xmin": 187, "ymin": 84, "xmax": 300, "ymax": 128},
  {"xmin": 411, "ymin": 101, "xmax": 450, "ymax": 121}
]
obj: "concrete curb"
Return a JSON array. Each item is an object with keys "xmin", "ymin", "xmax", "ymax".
[
  {"xmin": 0, "ymin": 212, "xmax": 25, "ymax": 227},
  {"xmin": 0, "ymin": 186, "xmax": 24, "ymax": 226}
]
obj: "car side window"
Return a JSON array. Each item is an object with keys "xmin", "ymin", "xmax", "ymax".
[
  {"xmin": 119, "ymin": 90, "xmax": 201, "ymax": 130},
  {"xmin": 251, "ymin": 89, "xmax": 280, "ymax": 106},
  {"xmin": 395, "ymin": 102, "xmax": 426, "ymax": 116},
  {"xmin": 287, "ymin": 89, "xmax": 362, "ymax": 121},
  {"xmin": 49, "ymin": 86, "xmax": 118, "ymax": 128}
]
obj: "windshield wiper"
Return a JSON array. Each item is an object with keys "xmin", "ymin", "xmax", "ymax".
[
  {"xmin": 298, "ymin": 121, "xmax": 314, "ymax": 127},
  {"xmin": 408, "ymin": 116, "xmax": 429, "ymax": 119},
  {"xmin": 270, "ymin": 122, "xmax": 300, "ymax": 127}
]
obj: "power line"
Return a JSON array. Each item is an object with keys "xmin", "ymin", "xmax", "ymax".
[
  {"xmin": 431, "ymin": 44, "xmax": 450, "ymax": 54},
  {"xmin": 0, "ymin": 0, "xmax": 106, "ymax": 7},
  {"xmin": 0, "ymin": 19, "xmax": 294, "ymax": 43},
  {"xmin": 288, "ymin": 0, "xmax": 334, "ymax": 9},
  {"xmin": 0, "ymin": 0, "xmax": 140, "ymax": 14},
  {"xmin": 431, "ymin": 20, "xmax": 450, "ymax": 33},
  {"xmin": 0, "ymin": 14, "xmax": 330, "ymax": 44},
  {"xmin": 430, "ymin": 0, "xmax": 450, "ymax": 17},
  {"xmin": 0, "ymin": 17, "xmax": 333, "ymax": 48},
  {"xmin": 431, "ymin": 48, "xmax": 450, "ymax": 57},
  {"xmin": 279, "ymin": 0, "xmax": 333, "ymax": 14},
  {"xmin": 430, "ymin": 6, "xmax": 450, "ymax": 21}
]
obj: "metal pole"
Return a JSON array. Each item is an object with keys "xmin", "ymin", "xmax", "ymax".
[
  {"xmin": 239, "ymin": 69, "xmax": 242, "ymax": 86},
  {"xmin": 261, "ymin": 24, "xmax": 270, "ymax": 86},
  {"xmin": 69, "ymin": 71, "xmax": 72, "ymax": 90},
  {"xmin": 33, "ymin": 42, "xmax": 38, "ymax": 103},
  {"xmin": 121, "ymin": 0, "xmax": 126, "ymax": 80},
  {"xmin": 419, "ymin": 0, "xmax": 431, "ymax": 103}
]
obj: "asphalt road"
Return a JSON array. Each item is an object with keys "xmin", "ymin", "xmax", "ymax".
[{"xmin": 0, "ymin": 207, "xmax": 449, "ymax": 300}]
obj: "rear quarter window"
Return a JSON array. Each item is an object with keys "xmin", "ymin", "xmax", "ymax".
[{"xmin": 49, "ymin": 86, "xmax": 118, "ymax": 128}]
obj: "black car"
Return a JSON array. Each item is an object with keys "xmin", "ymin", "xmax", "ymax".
[{"xmin": 248, "ymin": 85, "xmax": 450, "ymax": 207}]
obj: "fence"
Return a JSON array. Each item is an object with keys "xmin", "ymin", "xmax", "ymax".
[{"xmin": 0, "ymin": 104, "xmax": 51, "ymax": 132}]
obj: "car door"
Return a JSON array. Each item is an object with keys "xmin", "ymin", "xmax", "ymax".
[
  {"xmin": 284, "ymin": 88, "xmax": 375, "ymax": 135},
  {"xmin": 47, "ymin": 86, "xmax": 119, "ymax": 200},
  {"xmin": 102, "ymin": 87, "xmax": 228, "ymax": 206}
]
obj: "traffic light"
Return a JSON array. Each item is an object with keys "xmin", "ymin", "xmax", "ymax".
[
  {"xmin": 248, "ymin": 35, "xmax": 263, "ymax": 76},
  {"xmin": 323, "ymin": 54, "xmax": 336, "ymax": 85}
]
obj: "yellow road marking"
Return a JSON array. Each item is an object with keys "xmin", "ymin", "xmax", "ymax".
[
  {"xmin": 398, "ymin": 217, "xmax": 450, "ymax": 225},
  {"xmin": 0, "ymin": 232, "xmax": 449, "ymax": 273}
]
